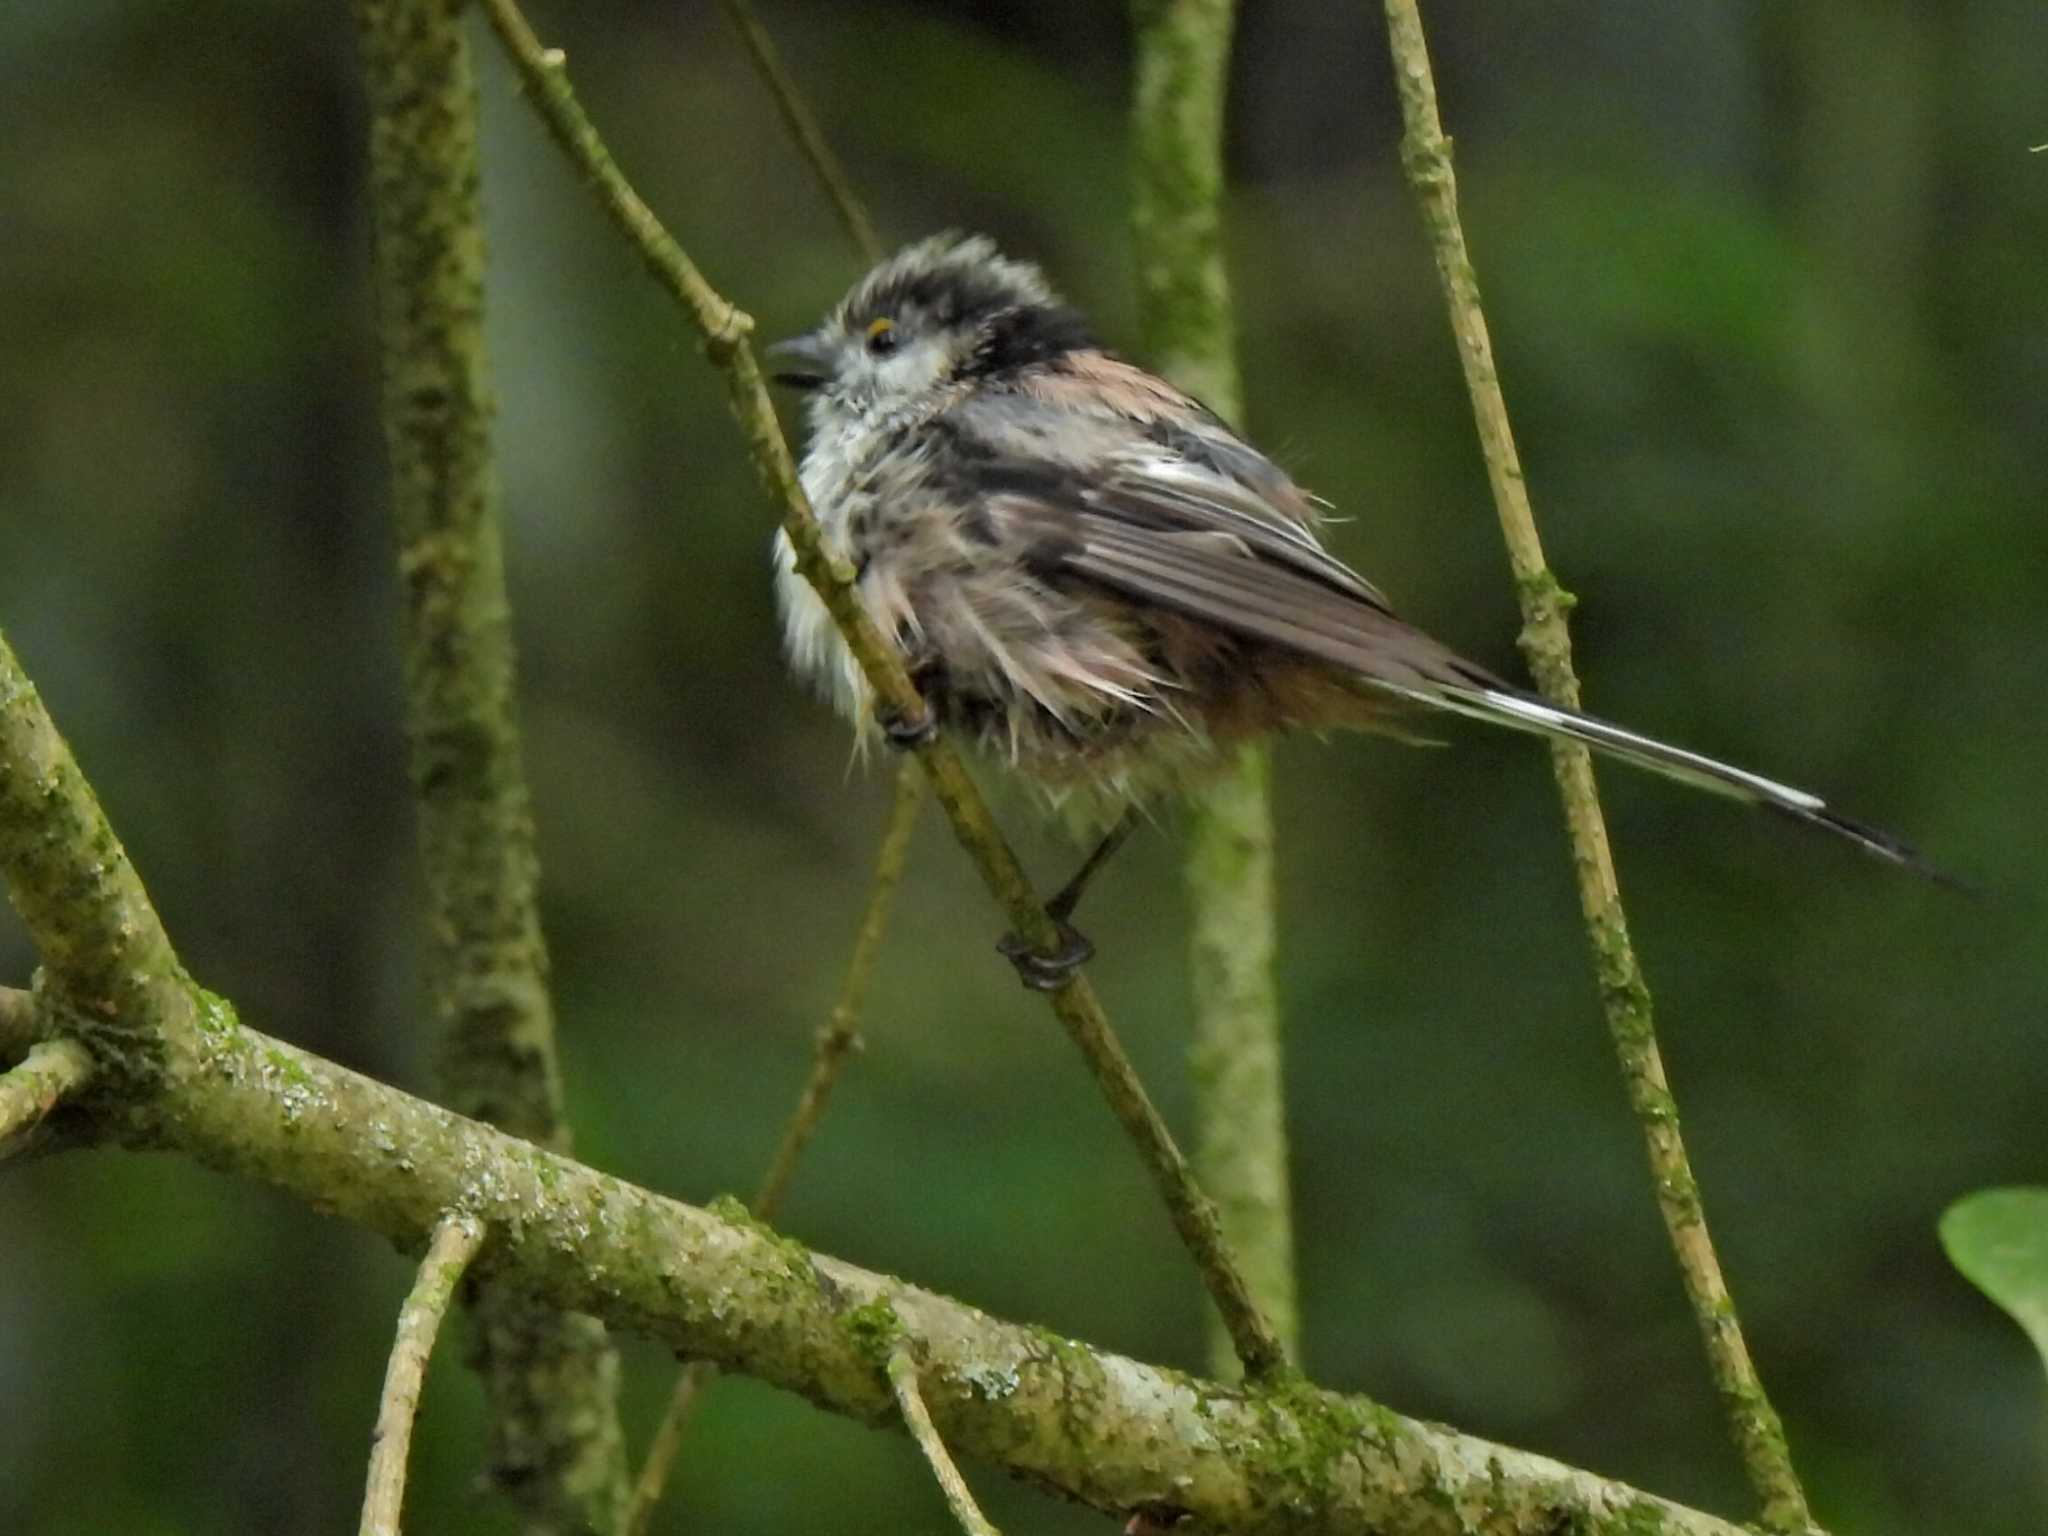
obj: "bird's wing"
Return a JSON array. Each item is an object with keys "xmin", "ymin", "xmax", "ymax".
[
  {"xmin": 1084, "ymin": 451, "xmax": 1396, "ymax": 613},
  {"xmin": 939, "ymin": 378, "xmax": 1943, "ymax": 877},
  {"xmin": 1052, "ymin": 502, "xmax": 1497, "ymax": 695},
  {"xmin": 946, "ymin": 377, "xmax": 1474, "ymax": 689},
  {"xmin": 963, "ymin": 358, "xmax": 1400, "ymax": 604}
]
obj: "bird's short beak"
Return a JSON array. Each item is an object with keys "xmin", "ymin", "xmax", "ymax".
[{"xmin": 766, "ymin": 331, "xmax": 833, "ymax": 391}]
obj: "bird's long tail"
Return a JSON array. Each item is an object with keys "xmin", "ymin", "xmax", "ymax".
[{"xmin": 1397, "ymin": 680, "xmax": 1947, "ymax": 880}]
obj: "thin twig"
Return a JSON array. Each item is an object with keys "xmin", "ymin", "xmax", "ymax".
[
  {"xmin": 717, "ymin": 0, "xmax": 882, "ymax": 264},
  {"xmin": 888, "ymin": 1346, "xmax": 1004, "ymax": 1536},
  {"xmin": 1376, "ymin": 4, "xmax": 1814, "ymax": 1530},
  {"xmin": 361, "ymin": 1212, "xmax": 488, "ymax": 1536},
  {"xmin": 1131, "ymin": 0, "xmax": 1299, "ymax": 1379},
  {"xmin": 757, "ymin": 761, "xmax": 921, "ymax": 1220},
  {"xmin": 621, "ymin": 1363, "xmax": 707, "ymax": 1536},
  {"xmin": 623, "ymin": 762, "xmax": 923, "ymax": 1536},
  {"xmin": 0, "ymin": 1037, "xmax": 93, "ymax": 1150},
  {"xmin": 476, "ymin": 0, "xmax": 1286, "ymax": 1381}
]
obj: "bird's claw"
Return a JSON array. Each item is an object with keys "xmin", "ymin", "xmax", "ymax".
[
  {"xmin": 996, "ymin": 921, "xmax": 1095, "ymax": 991},
  {"xmin": 876, "ymin": 701, "xmax": 938, "ymax": 750}
]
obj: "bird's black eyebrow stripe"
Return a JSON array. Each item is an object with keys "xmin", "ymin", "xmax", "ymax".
[
  {"xmin": 963, "ymin": 304, "xmax": 1097, "ymax": 377},
  {"xmin": 848, "ymin": 261, "xmax": 1095, "ymax": 367},
  {"xmin": 851, "ymin": 265, "xmax": 1022, "ymax": 329}
]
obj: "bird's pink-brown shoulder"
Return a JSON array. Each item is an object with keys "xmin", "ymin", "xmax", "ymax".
[{"xmin": 1017, "ymin": 350, "xmax": 1202, "ymax": 421}]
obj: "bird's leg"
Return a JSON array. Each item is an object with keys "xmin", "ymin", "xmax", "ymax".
[
  {"xmin": 998, "ymin": 809, "xmax": 1139, "ymax": 991},
  {"xmin": 876, "ymin": 654, "xmax": 943, "ymax": 750},
  {"xmin": 1046, "ymin": 809, "xmax": 1139, "ymax": 924}
]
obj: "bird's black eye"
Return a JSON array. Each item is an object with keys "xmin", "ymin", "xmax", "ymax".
[{"xmin": 864, "ymin": 316, "xmax": 900, "ymax": 356}]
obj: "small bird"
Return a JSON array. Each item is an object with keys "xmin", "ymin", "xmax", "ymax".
[{"xmin": 768, "ymin": 233, "xmax": 1934, "ymax": 985}]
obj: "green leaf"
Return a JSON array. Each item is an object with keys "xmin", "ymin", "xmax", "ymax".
[{"xmin": 1941, "ymin": 1187, "xmax": 2048, "ymax": 1376}]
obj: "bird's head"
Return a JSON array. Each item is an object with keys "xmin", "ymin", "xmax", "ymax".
[{"xmin": 768, "ymin": 233, "xmax": 1096, "ymax": 427}]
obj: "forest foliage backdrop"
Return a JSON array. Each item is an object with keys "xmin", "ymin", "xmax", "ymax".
[{"xmin": 3, "ymin": 1, "xmax": 2044, "ymax": 1532}]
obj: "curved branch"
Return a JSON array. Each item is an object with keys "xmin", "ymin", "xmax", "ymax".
[
  {"xmin": 889, "ymin": 1345, "xmax": 1003, "ymax": 1536},
  {"xmin": 1376, "ymin": 4, "xmax": 1813, "ymax": 1530},
  {"xmin": 361, "ymin": 1212, "xmax": 488, "ymax": 1536},
  {"xmin": 475, "ymin": 0, "xmax": 1285, "ymax": 1381}
]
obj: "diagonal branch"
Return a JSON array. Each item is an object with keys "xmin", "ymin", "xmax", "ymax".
[
  {"xmin": 756, "ymin": 759, "xmax": 921, "ymax": 1224},
  {"xmin": 0, "ymin": 630, "xmax": 196, "ymax": 1056},
  {"xmin": 1131, "ymin": 0, "xmax": 1299, "ymax": 1379},
  {"xmin": 474, "ymin": 0, "xmax": 1286, "ymax": 1381},
  {"xmin": 1376, "ymin": 4, "xmax": 1814, "ymax": 1530},
  {"xmin": 716, "ymin": 0, "xmax": 882, "ymax": 264},
  {"xmin": 624, "ymin": 18, "xmax": 910, "ymax": 1519},
  {"xmin": 624, "ymin": 23, "xmax": 912, "ymax": 1528},
  {"xmin": 361, "ymin": 1212, "xmax": 488, "ymax": 1536},
  {"xmin": 349, "ymin": 0, "xmax": 627, "ymax": 1524}
]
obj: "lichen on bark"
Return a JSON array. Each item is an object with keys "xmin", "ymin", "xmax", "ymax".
[
  {"xmin": 1132, "ymin": 0, "xmax": 1300, "ymax": 1377},
  {"xmin": 349, "ymin": 0, "xmax": 627, "ymax": 1524}
]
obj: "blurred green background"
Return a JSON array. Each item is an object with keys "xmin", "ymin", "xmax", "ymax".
[{"xmin": 3, "ymin": 1, "xmax": 2044, "ymax": 1532}]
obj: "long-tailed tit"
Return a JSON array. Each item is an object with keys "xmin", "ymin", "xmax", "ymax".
[{"xmin": 768, "ymin": 234, "xmax": 1937, "ymax": 984}]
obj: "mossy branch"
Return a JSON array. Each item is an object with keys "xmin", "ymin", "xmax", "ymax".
[
  {"xmin": 0, "ymin": 992, "xmax": 1765, "ymax": 1536},
  {"xmin": 0, "ymin": 629, "xmax": 1808, "ymax": 1534},
  {"xmin": 1376, "ymin": 3, "xmax": 1814, "ymax": 1530},
  {"xmin": 1131, "ymin": 0, "xmax": 1299, "ymax": 1378},
  {"xmin": 350, "ymin": 0, "xmax": 627, "ymax": 1523},
  {"xmin": 0, "ymin": 630, "xmax": 198, "ymax": 1069},
  {"xmin": 475, "ymin": 0, "xmax": 1286, "ymax": 1381}
]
